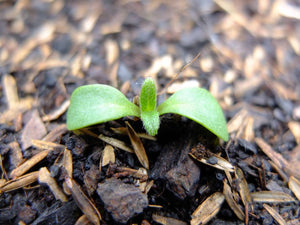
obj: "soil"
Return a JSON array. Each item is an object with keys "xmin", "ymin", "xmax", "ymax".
[{"xmin": 0, "ymin": 0, "xmax": 300, "ymax": 225}]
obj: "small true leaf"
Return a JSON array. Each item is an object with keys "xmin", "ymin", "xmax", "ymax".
[
  {"xmin": 140, "ymin": 78, "xmax": 157, "ymax": 112},
  {"xmin": 67, "ymin": 84, "xmax": 140, "ymax": 130},
  {"xmin": 141, "ymin": 111, "xmax": 160, "ymax": 136},
  {"xmin": 139, "ymin": 78, "xmax": 160, "ymax": 135},
  {"xmin": 157, "ymin": 87, "xmax": 229, "ymax": 141}
]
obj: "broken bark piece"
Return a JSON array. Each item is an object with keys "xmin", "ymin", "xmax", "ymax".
[
  {"xmin": 21, "ymin": 110, "xmax": 47, "ymax": 150},
  {"xmin": 151, "ymin": 128, "xmax": 201, "ymax": 200},
  {"xmin": 83, "ymin": 165, "xmax": 101, "ymax": 196},
  {"xmin": 38, "ymin": 167, "xmax": 68, "ymax": 202},
  {"xmin": 97, "ymin": 177, "xmax": 148, "ymax": 224},
  {"xmin": 165, "ymin": 158, "xmax": 200, "ymax": 200},
  {"xmin": 31, "ymin": 200, "xmax": 80, "ymax": 225}
]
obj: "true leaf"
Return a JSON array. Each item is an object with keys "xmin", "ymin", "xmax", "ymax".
[
  {"xmin": 67, "ymin": 84, "xmax": 140, "ymax": 130},
  {"xmin": 140, "ymin": 77, "xmax": 157, "ymax": 112},
  {"xmin": 157, "ymin": 87, "xmax": 229, "ymax": 141},
  {"xmin": 139, "ymin": 77, "xmax": 160, "ymax": 135},
  {"xmin": 141, "ymin": 110, "xmax": 160, "ymax": 136}
]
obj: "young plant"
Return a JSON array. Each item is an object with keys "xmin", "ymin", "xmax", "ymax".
[{"xmin": 67, "ymin": 78, "xmax": 229, "ymax": 141}]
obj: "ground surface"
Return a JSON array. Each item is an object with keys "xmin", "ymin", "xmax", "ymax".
[{"xmin": 0, "ymin": 0, "xmax": 300, "ymax": 225}]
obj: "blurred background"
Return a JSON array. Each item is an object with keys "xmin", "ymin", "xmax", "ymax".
[{"xmin": 1, "ymin": 0, "xmax": 300, "ymax": 118}]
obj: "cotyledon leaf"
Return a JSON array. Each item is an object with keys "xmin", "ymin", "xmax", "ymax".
[
  {"xmin": 157, "ymin": 87, "xmax": 229, "ymax": 141},
  {"xmin": 67, "ymin": 84, "xmax": 140, "ymax": 130}
]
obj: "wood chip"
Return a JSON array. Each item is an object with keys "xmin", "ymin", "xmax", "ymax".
[
  {"xmin": 288, "ymin": 121, "xmax": 300, "ymax": 144},
  {"xmin": 190, "ymin": 192, "xmax": 225, "ymax": 225},
  {"xmin": 223, "ymin": 180, "xmax": 245, "ymax": 221},
  {"xmin": 152, "ymin": 214, "xmax": 188, "ymax": 225},
  {"xmin": 10, "ymin": 150, "xmax": 50, "ymax": 179},
  {"xmin": 167, "ymin": 80, "xmax": 200, "ymax": 94},
  {"xmin": 227, "ymin": 109, "xmax": 248, "ymax": 134},
  {"xmin": 143, "ymin": 55, "xmax": 175, "ymax": 78},
  {"xmin": 235, "ymin": 167, "xmax": 252, "ymax": 206},
  {"xmin": 42, "ymin": 100, "xmax": 70, "ymax": 122},
  {"xmin": 263, "ymin": 204, "xmax": 287, "ymax": 225},
  {"xmin": 126, "ymin": 122, "xmax": 149, "ymax": 169},
  {"xmin": 31, "ymin": 139, "xmax": 66, "ymax": 151},
  {"xmin": 0, "ymin": 171, "xmax": 39, "ymax": 193},
  {"xmin": 42, "ymin": 124, "xmax": 68, "ymax": 142},
  {"xmin": 255, "ymin": 137, "xmax": 300, "ymax": 179},
  {"xmin": 98, "ymin": 134, "xmax": 134, "ymax": 153},
  {"xmin": 288, "ymin": 176, "xmax": 300, "ymax": 201},
  {"xmin": 65, "ymin": 177, "xmax": 102, "ymax": 225},
  {"xmin": 101, "ymin": 145, "xmax": 115, "ymax": 167},
  {"xmin": 189, "ymin": 144, "xmax": 234, "ymax": 172},
  {"xmin": 80, "ymin": 9, "xmax": 101, "ymax": 33},
  {"xmin": 2, "ymin": 74, "xmax": 19, "ymax": 109},
  {"xmin": 12, "ymin": 22, "xmax": 55, "ymax": 65},
  {"xmin": 8, "ymin": 141, "xmax": 23, "ymax": 169},
  {"xmin": 63, "ymin": 148, "xmax": 73, "ymax": 178},
  {"xmin": 111, "ymin": 127, "xmax": 157, "ymax": 141},
  {"xmin": 115, "ymin": 167, "xmax": 148, "ymax": 181},
  {"xmin": 0, "ymin": 97, "xmax": 34, "ymax": 125},
  {"xmin": 21, "ymin": 110, "xmax": 47, "ymax": 150},
  {"xmin": 38, "ymin": 167, "xmax": 68, "ymax": 202},
  {"xmin": 75, "ymin": 215, "xmax": 91, "ymax": 225},
  {"xmin": 277, "ymin": 1, "xmax": 300, "ymax": 20},
  {"xmin": 251, "ymin": 191, "xmax": 295, "ymax": 203}
]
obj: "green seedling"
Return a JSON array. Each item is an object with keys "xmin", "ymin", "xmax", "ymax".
[{"xmin": 67, "ymin": 78, "xmax": 229, "ymax": 141}]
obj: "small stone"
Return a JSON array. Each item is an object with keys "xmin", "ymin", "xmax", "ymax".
[{"xmin": 97, "ymin": 178, "xmax": 148, "ymax": 223}]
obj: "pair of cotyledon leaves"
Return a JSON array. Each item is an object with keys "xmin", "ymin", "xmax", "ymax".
[{"xmin": 67, "ymin": 78, "xmax": 229, "ymax": 141}]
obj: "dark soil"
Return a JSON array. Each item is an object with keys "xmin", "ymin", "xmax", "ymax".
[{"xmin": 0, "ymin": 0, "xmax": 300, "ymax": 225}]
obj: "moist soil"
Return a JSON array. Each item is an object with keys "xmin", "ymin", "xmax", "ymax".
[{"xmin": 0, "ymin": 1, "xmax": 300, "ymax": 225}]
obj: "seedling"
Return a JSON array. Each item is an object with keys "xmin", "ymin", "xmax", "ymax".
[{"xmin": 67, "ymin": 78, "xmax": 229, "ymax": 141}]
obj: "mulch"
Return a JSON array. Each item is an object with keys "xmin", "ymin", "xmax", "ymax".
[{"xmin": 0, "ymin": 0, "xmax": 300, "ymax": 224}]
